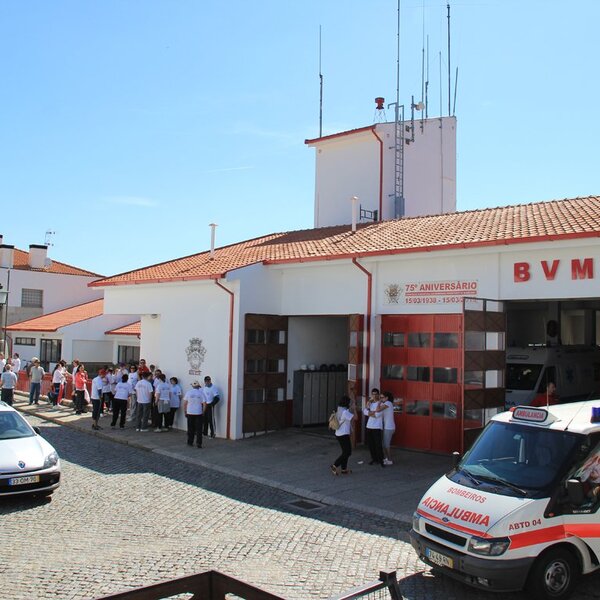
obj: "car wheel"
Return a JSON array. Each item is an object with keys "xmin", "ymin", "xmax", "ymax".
[{"xmin": 526, "ymin": 547, "xmax": 579, "ymax": 600}]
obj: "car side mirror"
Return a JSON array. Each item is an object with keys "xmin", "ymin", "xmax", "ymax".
[
  {"xmin": 33, "ymin": 426, "xmax": 41, "ymax": 435},
  {"xmin": 566, "ymin": 479, "xmax": 586, "ymax": 505}
]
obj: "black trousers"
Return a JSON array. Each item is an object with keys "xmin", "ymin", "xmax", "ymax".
[
  {"xmin": 111, "ymin": 399, "xmax": 128, "ymax": 427},
  {"xmin": 187, "ymin": 414, "xmax": 204, "ymax": 447},
  {"xmin": 75, "ymin": 390, "xmax": 85, "ymax": 414},
  {"xmin": 203, "ymin": 404, "xmax": 215, "ymax": 436},
  {"xmin": 166, "ymin": 407, "xmax": 178, "ymax": 428},
  {"xmin": 334, "ymin": 434, "xmax": 352, "ymax": 470},
  {"xmin": 366, "ymin": 428, "xmax": 384, "ymax": 465},
  {"xmin": 1, "ymin": 388, "xmax": 14, "ymax": 406}
]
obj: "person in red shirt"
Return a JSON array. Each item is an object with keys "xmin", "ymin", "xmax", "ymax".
[{"xmin": 531, "ymin": 381, "xmax": 559, "ymax": 407}]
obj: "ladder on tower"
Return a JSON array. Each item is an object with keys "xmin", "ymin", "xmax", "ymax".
[{"xmin": 393, "ymin": 105, "xmax": 405, "ymax": 218}]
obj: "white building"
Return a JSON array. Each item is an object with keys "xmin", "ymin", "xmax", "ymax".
[
  {"xmin": 0, "ymin": 239, "xmax": 103, "ymax": 352},
  {"xmin": 93, "ymin": 191, "xmax": 600, "ymax": 452},
  {"xmin": 5, "ymin": 299, "xmax": 140, "ymax": 371}
]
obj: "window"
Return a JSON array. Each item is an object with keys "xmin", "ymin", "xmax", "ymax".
[
  {"xmin": 434, "ymin": 333, "xmax": 459, "ymax": 348},
  {"xmin": 433, "ymin": 367, "xmax": 458, "ymax": 384},
  {"xmin": 40, "ymin": 339, "xmax": 61, "ymax": 368},
  {"xmin": 405, "ymin": 400, "xmax": 430, "ymax": 416},
  {"xmin": 244, "ymin": 389, "xmax": 265, "ymax": 403},
  {"xmin": 247, "ymin": 329, "xmax": 266, "ymax": 344},
  {"xmin": 246, "ymin": 359, "xmax": 266, "ymax": 373},
  {"xmin": 118, "ymin": 345, "xmax": 140, "ymax": 365},
  {"xmin": 383, "ymin": 332, "xmax": 405, "ymax": 347},
  {"xmin": 408, "ymin": 333, "xmax": 430, "ymax": 348},
  {"xmin": 432, "ymin": 402, "xmax": 458, "ymax": 419},
  {"xmin": 15, "ymin": 337, "xmax": 36, "ymax": 346},
  {"xmin": 21, "ymin": 288, "xmax": 43, "ymax": 308},
  {"xmin": 406, "ymin": 366, "xmax": 430, "ymax": 382},
  {"xmin": 382, "ymin": 364, "xmax": 404, "ymax": 380},
  {"xmin": 268, "ymin": 330, "xmax": 286, "ymax": 344}
]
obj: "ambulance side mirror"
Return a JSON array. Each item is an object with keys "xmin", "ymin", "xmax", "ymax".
[
  {"xmin": 566, "ymin": 479, "xmax": 586, "ymax": 505},
  {"xmin": 452, "ymin": 451, "xmax": 461, "ymax": 468}
]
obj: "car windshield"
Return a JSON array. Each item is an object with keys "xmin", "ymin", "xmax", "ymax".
[
  {"xmin": 450, "ymin": 421, "xmax": 581, "ymax": 498},
  {"xmin": 506, "ymin": 363, "xmax": 543, "ymax": 391},
  {"xmin": 0, "ymin": 411, "xmax": 35, "ymax": 440}
]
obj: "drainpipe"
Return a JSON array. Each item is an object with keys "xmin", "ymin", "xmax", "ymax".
[
  {"xmin": 351, "ymin": 258, "xmax": 372, "ymax": 400},
  {"xmin": 371, "ymin": 128, "xmax": 384, "ymax": 220},
  {"xmin": 214, "ymin": 279, "xmax": 234, "ymax": 439}
]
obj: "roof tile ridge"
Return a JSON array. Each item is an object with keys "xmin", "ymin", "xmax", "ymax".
[
  {"xmin": 12, "ymin": 247, "xmax": 103, "ymax": 277},
  {"xmin": 6, "ymin": 298, "xmax": 104, "ymax": 328}
]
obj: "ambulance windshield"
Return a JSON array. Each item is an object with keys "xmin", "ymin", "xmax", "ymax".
[{"xmin": 453, "ymin": 421, "xmax": 581, "ymax": 498}]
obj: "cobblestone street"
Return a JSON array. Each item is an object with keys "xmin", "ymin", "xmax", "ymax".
[{"xmin": 1, "ymin": 417, "xmax": 599, "ymax": 599}]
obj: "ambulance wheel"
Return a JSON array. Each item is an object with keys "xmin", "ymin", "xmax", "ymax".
[{"xmin": 527, "ymin": 547, "xmax": 579, "ymax": 600}]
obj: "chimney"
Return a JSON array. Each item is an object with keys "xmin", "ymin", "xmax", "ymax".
[
  {"xmin": 28, "ymin": 244, "xmax": 48, "ymax": 269},
  {"xmin": 209, "ymin": 223, "xmax": 218, "ymax": 259},
  {"xmin": 351, "ymin": 196, "xmax": 358, "ymax": 233},
  {"xmin": 0, "ymin": 244, "xmax": 14, "ymax": 269}
]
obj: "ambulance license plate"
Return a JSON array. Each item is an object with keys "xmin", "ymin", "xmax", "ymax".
[
  {"xmin": 425, "ymin": 547, "xmax": 454, "ymax": 569},
  {"xmin": 8, "ymin": 475, "xmax": 40, "ymax": 486}
]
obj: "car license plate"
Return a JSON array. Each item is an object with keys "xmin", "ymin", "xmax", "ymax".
[
  {"xmin": 425, "ymin": 547, "xmax": 454, "ymax": 569},
  {"xmin": 8, "ymin": 475, "xmax": 40, "ymax": 486}
]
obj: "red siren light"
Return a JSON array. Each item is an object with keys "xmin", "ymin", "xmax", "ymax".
[{"xmin": 375, "ymin": 97, "xmax": 385, "ymax": 110}]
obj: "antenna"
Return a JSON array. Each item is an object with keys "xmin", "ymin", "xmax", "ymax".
[
  {"xmin": 420, "ymin": 0, "xmax": 425, "ymax": 131},
  {"xmin": 447, "ymin": 2, "xmax": 451, "ymax": 117},
  {"xmin": 425, "ymin": 35, "xmax": 429, "ymax": 118},
  {"xmin": 439, "ymin": 50, "xmax": 442, "ymax": 117},
  {"xmin": 44, "ymin": 230, "xmax": 55, "ymax": 247},
  {"xmin": 319, "ymin": 25, "xmax": 323, "ymax": 138},
  {"xmin": 452, "ymin": 66, "xmax": 459, "ymax": 116}
]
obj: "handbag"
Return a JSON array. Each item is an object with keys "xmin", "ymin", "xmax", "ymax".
[{"xmin": 328, "ymin": 410, "xmax": 340, "ymax": 431}]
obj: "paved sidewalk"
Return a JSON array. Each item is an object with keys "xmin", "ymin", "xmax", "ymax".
[{"xmin": 13, "ymin": 394, "xmax": 453, "ymax": 524}]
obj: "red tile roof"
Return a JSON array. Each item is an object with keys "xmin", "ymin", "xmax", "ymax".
[
  {"xmin": 92, "ymin": 196, "xmax": 600, "ymax": 288},
  {"xmin": 6, "ymin": 299, "xmax": 104, "ymax": 332},
  {"xmin": 12, "ymin": 248, "xmax": 101, "ymax": 277},
  {"xmin": 105, "ymin": 321, "xmax": 141, "ymax": 336}
]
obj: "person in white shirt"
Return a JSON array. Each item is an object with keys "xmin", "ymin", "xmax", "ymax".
[
  {"xmin": 380, "ymin": 391, "xmax": 397, "ymax": 466},
  {"xmin": 50, "ymin": 362, "xmax": 66, "ymax": 408},
  {"xmin": 363, "ymin": 388, "xmax": 385, "ymax": 467},
  {"xmin": 12, "ymin": 353, "xmax": 21, "ymax": 374},
  {"xmin": 134, "ymin": 372, "xmax": 154, "ymax": 431},
  {"xmin": 183, "ymin": 381, "xmax": 205, "ymax": 448},
  {"xmin": 0, "ymin": 353, "xmax": 5, "ymax": 372},
  {"xmin": 28, "ymin": 358, "xmax": 45, "ymax": 405},
  {"xmin": 127, "ymin": 364, "xmax": 139, "ymax": 422},
  {"xmin": 1, "ymin": 364, "xmax": 18, "ymax": 406},
  {"xmin": 112, "ymin": 374, "xmax": 133, "ymax": 429},
  {"xmin": 167, "ymin": 376, "xmax": 182, "ymax": 430},
  {"xmin": 201, "ymin": 375, "xmax": 220, "ymax": 438},
  {"xmin": 101, "ymin": 368, "xmax": 113, "ymax": 415},
  {"xmin": 330, "ymin": 395, "xmax": 357, "ymax": 475},
  {"xmin": 154, "ymin": 373, "xmax": 171, "ymax": 432},
  {"xmin": 90, "ymin": 371, "xmax": 105, "ymax": 431}
]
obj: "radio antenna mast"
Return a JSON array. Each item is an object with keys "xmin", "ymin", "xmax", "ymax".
[
  {"xmin": 453, "ymin": 66, "xmax": 459, "ymax": 116},
  {"xmin": 319, "ymin": 25, "xmax": 324, "ymax": 138},
  {"xmin": 447, "ymin": 2, "xmax": 451, "ymax": 117},
  {"xmin": 425, "ymin": 35, "xmax": 429, "ymax": 118}
]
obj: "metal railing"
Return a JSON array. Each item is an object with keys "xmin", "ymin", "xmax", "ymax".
[{"xmin": 96, "ymin": 569, "xmax": 404, "ymax": 600}]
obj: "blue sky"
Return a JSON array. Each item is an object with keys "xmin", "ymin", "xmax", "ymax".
[{"xmin": 1, "ymin": 0, "xmax": 598, "ymax": 276}]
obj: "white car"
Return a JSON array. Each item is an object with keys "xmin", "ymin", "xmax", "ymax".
[{"xmin": 0, "ymin": 401, "xmax": 61, "ymax": 497}]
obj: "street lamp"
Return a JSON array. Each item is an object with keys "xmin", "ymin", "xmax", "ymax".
[{"xmin": 0, "ymin": 279, "xmax": 10, "ymax": 356}]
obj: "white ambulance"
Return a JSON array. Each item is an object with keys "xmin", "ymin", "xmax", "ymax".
[
  {"xmin": 505, "ymin": 345, "xmax": 600, "ymax": 408},
  {"xmin": 410, "ymin": 401, "xmax": 600, "ymax": 600}
]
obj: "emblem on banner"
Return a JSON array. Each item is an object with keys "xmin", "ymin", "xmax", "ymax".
[
  {"xmin": 384, "ymin": 283, "xmax": 402, "ymax": 304},
  {"xmin": 186, "ymin": 337, "xmax": 206, "ymax": 375}
]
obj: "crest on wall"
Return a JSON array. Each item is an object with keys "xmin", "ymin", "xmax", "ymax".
[
  {"xmin": 384, "ymin": 283, "xmax": 402, "ymax": 304},
  {"xmin": 186, "ymin": 337, "xmax": 207, "ymax": 375}
]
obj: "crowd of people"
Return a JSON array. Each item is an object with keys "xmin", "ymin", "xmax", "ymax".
[
  {"xmin": 0, "ymin": 353, "xmax": 220, "ymax": 446},
  {"xmin": 330, "ymin": 388, "xmax": 397, "ymax": 475}
]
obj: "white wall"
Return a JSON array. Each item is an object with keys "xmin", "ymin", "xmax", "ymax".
[
  {"xmin": 104, "ymin": 280, "xmax": 235, "ymax": 436},
  {"xmin": 0, "ymin": 269, "xmax": 102, "ymax": 322},
  {"xmin": 309, "ymin": 117, "xmax": 456, "ymax": 228}
]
